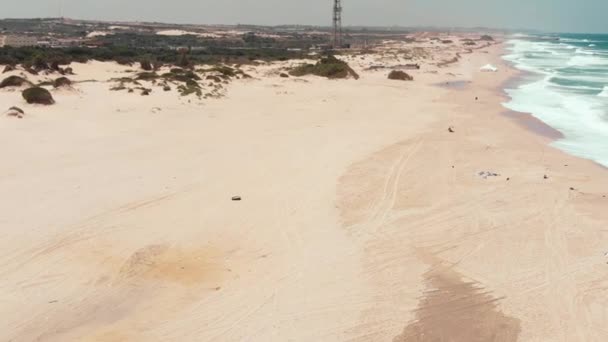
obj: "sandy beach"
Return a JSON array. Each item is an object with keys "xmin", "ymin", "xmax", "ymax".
[{"xmin": 1, "ymin": 37, "xmax": 608, "ymax": 341}]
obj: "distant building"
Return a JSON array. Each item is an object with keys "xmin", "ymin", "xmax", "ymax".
[{"xmin": 3, "ymin": 35, "xmax": 38, "ymax": 47}]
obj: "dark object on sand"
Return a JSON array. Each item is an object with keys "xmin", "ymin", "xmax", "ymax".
[
  {"xmin": 367, "ymin": 64, "xmax": 420, "ymax": 71},
  {"xmin": 22, "ymin": 87, "xmax": 55, "ymax": 105},
  {"xmin": 53, "ymin": 77, "xmax": 72, "ymax": 88},
  {"xmin": 475, "ymin": 97, "xmax": 478, "ymax": 100},
  {"xmin": 64, "ymin": 67, "xmax": 74, "ymax": 75},
  {"xmin": 6, "ymin": 106, "xmax": 25, "ymax": 118},
  {"xmin": 206, "ymin": 75, "xmax": 222, "ymax": 83},
  {"xmin": 280, "ymin": 73, "xmax": 289, "ymax": 78},
  {"xmin": 570, "ymin": 187, "xmax": 576, "ymax": 191},
  {"xmin": 388, "ymin": 70, "xmax": 413, "ymax": 81},
  {"xmin": 0, "ymin": 75, "xmax": 31, "ymax": 88},
  {"xmin": 140, "ymin": 60, "xmax": 153, "ymax": 71},
  {"xmin": 2, "ymin": 65, "xmax": 15, "ymax": 73},
  {"xmin": 544, "ymin": 175, "xmax": 549, "ymax": 180},
  {"xmin": 8, "ymin": 106, "xmax": 24, "ymax": 114},
  {"xmin": 448, "ymin": 126, "xmax": 455, "ymax": 133},
  {"xmin": 290, "ymin": 55, "xmax": 360, "ymax": 80},
  {"xmin": 163, "ymin": 85, "xmax": 171, "ymax": 91},
  {"xmin": 141, "ymin": 89, "xmax": 151, "ymax": 96},
  {"xmin": 232, "ymin": 196, "xmax": 242, "ymax": 201},
  {"xmin": 507, "ymin": 178, "xmax": 510, "ymax": 181},
  {"xmin": 25, "ymin": 67, "xmax": 39, "ymax": 75},
  {"xmin": 478, "ymin": 171, "xmax": 500, "ymax": 179}
]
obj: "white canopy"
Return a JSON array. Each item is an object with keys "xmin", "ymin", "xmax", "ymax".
[{"xmin": 480, "ymin": 64, "xmax": 498, "ymax": 72}]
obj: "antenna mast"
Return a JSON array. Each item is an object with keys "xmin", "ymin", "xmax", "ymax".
[
  {"xmin": 59, "ymin": 0, "xmax": 65, "ymax": 20},
  {"xmin": 332, "ymin": 0, "xmax": 343, "ymax": 48}
]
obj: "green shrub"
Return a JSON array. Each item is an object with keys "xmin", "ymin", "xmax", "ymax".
[
  {"xmin": 22, "ymin": 87, "xmax": 55, "ymax": 105},
  {"xmin": 177, "ymin": 82, "xmax": 202, "ymax": 97},
  {"xmin": 140, "ymin": 59, "xmax": 152, "ymax": 71},
  {"xmin": 53, "ymin": 77, "xmax": 72, "ymax": 88},
  {"xmin": 31, "ymin": 54, "xmax": 49, "ymax": 71},
  {"xmin": 2, "ymin": 65, "xmax": 15, "ymax": 73},
  {"xmin": 388, "ymin": 70, "xmax": 413, "ymax": 81},
  {"xmin": 135, "ymin": 72, "xmax": 159, "ymax": 81},
  {"xmin": 290, "ymin": 55, "xmax": 359, "ymax": 80},
  {"xmin": 206, "ymin": 75, "xmax": 222, "ymax": 82},
  {"xmin": 160, "ymin": 70, "xmax": 201, "ymax": 85},
  {"xmin": 0, "ymin": 75, "xmax": 31, "ymax": 88},
  {"xmin": 212, "ymin": 66, "xmax": 236, "ymax": 77}
]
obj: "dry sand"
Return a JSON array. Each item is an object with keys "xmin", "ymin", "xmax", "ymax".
[{"xmin": 1, "ymin": 38, "xmax": 607, "ymax": 341}]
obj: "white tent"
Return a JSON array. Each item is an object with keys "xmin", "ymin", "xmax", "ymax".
[{"xmin": 480, "ymin": 64, "xmax": 498, "ymax": 72}]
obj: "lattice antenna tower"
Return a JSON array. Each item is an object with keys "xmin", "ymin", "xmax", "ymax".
[{"xmin": 332, "ymin": 0, "xmax": 343, "ymax": 48}]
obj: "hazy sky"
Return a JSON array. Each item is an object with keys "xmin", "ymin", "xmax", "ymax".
[{"xmin": 1, "ymin": 0, "xmax": 607, "ymax": 33}]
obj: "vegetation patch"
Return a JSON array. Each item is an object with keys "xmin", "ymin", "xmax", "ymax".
[
  {"xmin": 177, "ymin": 82, "xmax": 202, "ymax": 97},
  {"xmin": 289, "ymin": 55, "xmax": 359, "ymax": 80},
  {"xmin": 135, "ymin": 72, "xmax": 159, "ymax": 81},
  {"xmin": 206, "ymin": 75, "xmax": 222, "ymax": 83},
  {"xmin": 388, "ymin": 70, "xmax": 413, "ymax": 81},
  {"xmin": 2, "ymin": 65, "xmax": 15, "ymax": 73},
  {"xmin": 110, "ymin": 85, "xmax": 127, "ymax": 91},
  {"xmin": 53, "ymin": 77, "xmax": 72, "ymax": 88},
  {"xmin": 0, "ymin": 75, "xmax": 31, "ymax": 88},
  {"xmin": 162, "ymin": 70, "xmax": 201, "ymax": 83},
  {"xmin": 22, "ymin": 87, "xmax": 55, "ymax": 105},
  {"xmin": 140, "ymin": 59, "xmax": 153, "ymax": 71}
]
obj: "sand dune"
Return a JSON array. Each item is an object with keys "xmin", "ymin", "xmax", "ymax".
[{"xmin": 1, "ymin": 39, "xmax": 607, "ymax": 341}]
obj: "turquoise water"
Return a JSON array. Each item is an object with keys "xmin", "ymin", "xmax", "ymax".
[{"xmin": 503, "ymin": 33, "xmax": 608, "ymax": 167}]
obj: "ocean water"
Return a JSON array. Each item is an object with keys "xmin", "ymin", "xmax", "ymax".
[{"xmin": 503, "ymin": 33, "xmax": 608, "ymax": 167}]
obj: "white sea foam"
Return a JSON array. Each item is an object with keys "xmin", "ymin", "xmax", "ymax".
[
  {"xmin": 567, "ymin": 55, "xmax": 608, "ymax": 67},
  {"xmin": 589, "ymin": 44, "xmax": 597, "ymax": 47},
  {"xmin": 575, "ymin": 48, "xmax": 595, "ymax": 55},
  {"xmin": 559, "ymin": 43, "xmax": 577, "ymax": 49},
  {"xmin": 503, "ymin": 38, "xmax": 608, "ymax": 167}
]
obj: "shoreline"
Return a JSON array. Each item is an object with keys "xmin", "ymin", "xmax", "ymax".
[
  {"xmin": 498, "ymin": 38, "xmax": 608, "ymax": 170},
  {"xmin": 344, "ymin": 41, "xmax": 608, "ymax": 341},
  {"xmin": 497, "ymin": 59, "xmax": 566, "ymax": 140}
]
